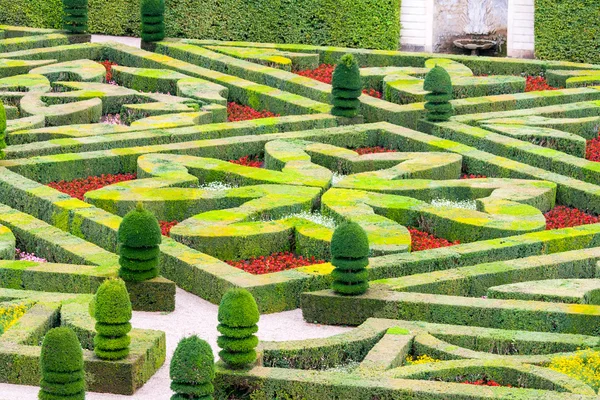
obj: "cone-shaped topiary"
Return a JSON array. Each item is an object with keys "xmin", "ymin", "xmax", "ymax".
[
  {"xmin": 118, "ymin": 203, "xmax": 162, "ymax": 282},
  {"xmin": 217, "ymin": 288, "xmax": 259, "ymax": 369},
  {"xmin": 90, "ymin": 279, "xmax": 132, "ymax": 360},
  {"xmin": 39, "ymin": 327, "xmax": 85, "ymax": 400},
  {"xmin": 62, "ymin": 0, "xmax": 88, "ymax": 34},
  {"xmin": 170, "ymin": 336, "xmax": 215, "ymax": 400},
  {"xmin": 331, "ymin": 54, "xmax": 362, "ymax": 118},
  {"xmin": 0, "ymin": 101, "xmax": 6, "ymax": 160},
  {"xmin": 141, "ymin": 0, "xmax": 165, "ymax": 42},
  {"xmin": 331, "ymin": 222, "xmax": 370, "ymax": 296},
  {"xmin": 423, "ymin": 65, "xmax": 454, "ymax": 122}
]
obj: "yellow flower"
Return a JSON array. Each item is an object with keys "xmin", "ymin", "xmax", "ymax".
[
  {"xmin": 549, "ymin": 349, "xmax": 600, "ymax": 391},
  {"xmin": 405, "ymin": 354, "xmax": 441, "ymax": 365}
]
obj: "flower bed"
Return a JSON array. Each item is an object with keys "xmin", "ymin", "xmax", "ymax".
[
  {"xmin": 296, "ymin": 64, "xmax": 383, "ymax": 98},
  {"xmin": 229, "ymin": 155, "xmax": 264, "ymax": 168},
  {"xmin": 99, "ymin": 60, "xmax": 117, "ymax": 83},
  {"xmin": 544, "ymin": 206, "xmax": 600, "ymax": 229},
  {"xmin": 354, "ymin": 146, "xmax": 396, "ymax": 155},
  {"xmin": 0, "ymin": 302, "xmax": 31, "ymax": 335},
  {"xmin": 549, "ymin": 349, "xmax": 600, "ymax": 391},
  {"xmin": 159, "ymin": 220, "xmax": 178, "ymax": 237},
  {"xmin": 48, "ymin": 173, "xmax": 137, "ymax": 201},
  {"xmin": 525, "ymin": 76, "xmax": 557, "ymax": 92},
  {"xmin": 586, "ymin": 136, "xmax": 600, "ymax": 162},
  {"xmin": 15, "ymin": 248, "xmax": 46, "ymax": 262},
  {"xmin": 227, "ymin": 102, "xmax": 279, "ymax": 122},
  {"xmin": 409, "ymin": 227, "xmax": 460, "ymax": 251},
  {"xmin": 463, "ymin": 379, "xmax": 510, "ymax": 387},
  {"xmin": 226, "ymin": 252, "xmax": 325, "ymax": 274},
  {"xmin": 461, "ymin": 174, "xmax": 487, "ymax": 179}
]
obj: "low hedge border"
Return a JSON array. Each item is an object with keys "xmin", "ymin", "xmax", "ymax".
[
  {"xmin": 0, "ymin": 288, "xmax": 165, "ymax": 394},
  {"xmin": 0, "ymin": 223, "xmax": 15, "ymax": 260}
]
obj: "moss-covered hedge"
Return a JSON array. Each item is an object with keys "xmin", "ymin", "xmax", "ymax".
[
  {"xmin": 535, "ymin": 0, "xmax": 600, "ymax": 63},
  {"xmin": 0, "ymin": 0, "xmax": 402, "ymax": 50}
]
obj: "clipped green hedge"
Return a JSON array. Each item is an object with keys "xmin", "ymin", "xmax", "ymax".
[
  {"xmin": 535, "ymin": 0, "xmax": 600, "ymax": 63},
  {"xmin": 0, "ymin": 0, "xmax": 402, "ymax": 49}
]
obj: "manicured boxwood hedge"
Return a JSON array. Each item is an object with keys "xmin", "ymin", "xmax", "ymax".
[
  {"xmin": 535, "ymin": 0, "xmax": 600, "ymax": 63},
  {"xmin": 0, "ymin": 0, "xmax": 402, "ymax": 50}
]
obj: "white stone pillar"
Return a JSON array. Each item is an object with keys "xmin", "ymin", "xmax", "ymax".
[
  {"xmin": 507, "ymin": 0, "xmax": 535, "ymax": 58},
  {"xmin": 400, "ymin": 0, "xmax": 434, "ymax": 52}
]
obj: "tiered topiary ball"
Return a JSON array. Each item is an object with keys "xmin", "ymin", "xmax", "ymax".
[
  {"xmin": 118, "ymin": 203, "xmax": 162, "ymax": 282},
  {"xmin": 423, "ymin": 65, "xmax": 454, "ymax": 122},
  {"xmin": 90, "ymin": 279, "xmax": 132, "ymax": 360},
  {"xmin": 170, "ymin": 336, "xmax": 215, "ymax": 400},
  {"xmin": 217, "ymin": 288, "xmax": 259, "ymax": 369},
  {"xmin": 331, "ymin": 222, "xmax": 370, "ymax": 296},
  {"xmin": 331, "ymin": 54, "xmax": 362, "ymax": 118},
  {"xmin": 141, "ymin": 0, "xmax": 166, "ymax": 42},
  {"xmin": 62, "ymin": 0, "xmax": 88, "ymax": 34},
  {"xmin": 0, "ymin": 101, "xmax": 6, "ymax": 160},
  {"xmin": 39, "ymin": 327, "xmax": 86, "ymax": 400}
]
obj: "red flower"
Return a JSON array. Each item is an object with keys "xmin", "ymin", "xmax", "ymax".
[
  {"xmin": 98, "ymin": 60, "xmax": 118, "ymax": 83},
  {"xmin": 462, "ymin": 379, "xmax": 511, "ymax": 387},
  {"xmin": 229, "ymin": 155, "xmax": 264, "ymax": 168},
  {"xmin": 461, "ymin": 174, "xmax": 487, "ymax": 179},
  {"xmin": 586, "ymin": 135, "xmax": 600, "ymax": 161},
  {"xmin": 354, "ymin": 146, "xmax": 397, "ymax": 155},
  {"xmin": 159, "ymin": 220, "xmax": 178, "ymax": 237},
  {"xmin": 48, "ymin": 173, "xmax": 136, "ymax": 200},
  {"xmin": 296, "ymin": 64, "xmax": 382, "ymax": 98},
  {"xmin": 227, "ymin": 102, "xmax": 279, "ymax": 122},
  {"xmin": 525, "ymin": 76, "xmax": 557, "ymax": 92},
  {"xmin": 409, "ymin": 227, "xmax": 460, "ymax": 252},
  {"xmin": 226, "ymin": 251, "xmax": 325, "ymax": 274},
  {"xmin": 544, "ymin": 206, "xmax": 599, "ymax": 230}
]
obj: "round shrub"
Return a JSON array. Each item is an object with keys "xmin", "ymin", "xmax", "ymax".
[
  {"xmin": 39, "ymin": 327, "xmax": 85, "ymax": 400},
  {"xmin": 141, "ymin": 0, "xmax": 165, "ymax": 42},
  {"xmin": 423, "ymin": 65, "xmax": 454, "ymax": 122},
  {"xmin": 217, "ymin": 288, "xmax": 259, "ymax": 369},
  {"xmin": 0, "ymin": 101, "xmax": 6, "ymax": 160},
  {"xmin": 91, "ymin": 279, "xmax": 132, "ymax": 361},
  {"xmin": 62, "ymin": 0, "xmax": 88, "ymax": 34},
  {"xmin": 118, "ymin": 203, "xmax": 162, "ymax": 282},
  {"xmin": 331, "ymin": 54, "xmax": 362, "ymax": 118},
  {"xmin": 330, "ymin": 222, "xmax": 370, "ymax": 296},
  {"xmin": 170, "ymin": 335, "xmax": 215, "ymax": 400}
]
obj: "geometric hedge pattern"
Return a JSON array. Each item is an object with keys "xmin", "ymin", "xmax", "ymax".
[{"xmin": 3, "ymin": 23, "xmax": 600, "ymax": 397}]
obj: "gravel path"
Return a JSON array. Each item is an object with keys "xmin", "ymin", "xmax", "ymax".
[{"xmin": 0, "ymin": 288, "xmax": 351, "ymax": 399}]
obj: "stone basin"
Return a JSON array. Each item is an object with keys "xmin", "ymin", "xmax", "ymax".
[{"xmin": 453, "ymin": 38, "xmax": 498, "ymax": 55}]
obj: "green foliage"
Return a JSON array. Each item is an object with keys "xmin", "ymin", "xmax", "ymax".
[
  {"xmin": 140, "ymin": 0, "xmax": 165, "ymax": 42},
  {"xmin": 39, "ymin": 327, "xmax": 85, "ymax": 400},
  {"xmin": 91, "ymin": 279, "xmax": 132, "ymax": 360},
  {"xmin": 62, "ymin": 0, "xmax": 88, "ymax": 34},
  {"xmin": 170, "ymin": 335, "xmax": 215, "ymax": 400},
  {"xmin": 118, "ymin": 203, "xmax": 161, "ymax": 282},
  {"xmin": 0, "ymin": 101, "xmax": 6, "ymax": 160},
  {"xmin": 535, "ymin": 0, "xmax": 600, "ymax": 63},
  {"xmin": 331, "ymin": 54, "xmax": 362, "ymax": 118},
  {"xmin": 217, "ymin": 288, "xmax": 259, "ymax": 369},
  {"xmin": 330, "ymin": 222, "xmax": 369, "ymax": 296},
  {"xmin": 424, "ymin": 66, "xmax": 454, "ymax": 122},
  {"xmin": 0, "ymin": 0, "xmax": 400, "ymax": 49}
]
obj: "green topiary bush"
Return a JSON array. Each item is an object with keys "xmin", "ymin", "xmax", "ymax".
[
  {"xmin": 62, "ymin": 0, "xmax": 88, "ymax": 34},
  {"xmin": 170, "ymin": 335, "xmax": 215, "ymax": 400},
  {"xmin": 39, "ymin": 327, "xmax": 85, "ymax": 400},
  {"xmin": 0, "ymin": 101, "xmax": 6, "ymax": 160},
  {"xmin": 423, "ymin": 65, "xmax": 454, "ymax": 122},
  {"xmin": 140, "ymin": 0, "xmax": 165, "ymax": 42},
  {"xmin": 217, "ymin": 288, "xmax": 259, "ymax": 369},
  {"xmin": 118, "ymin": 203, "xmax": 162, "ymax": 282},
  {"xmin": 331, "ymin": 54, "xmax": 362, "ymax": 118},
  {"xmin": 90, "ymin": 279, "xmax": 132, "ymax": 360},
  {"xmin": 330, "ymin": 222, "xmax": 370, "ymax": 296}
]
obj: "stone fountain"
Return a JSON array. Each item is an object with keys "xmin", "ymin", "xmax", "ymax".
[{"xmin": 453, "ymin": 0, "xmax": 498, "ymax": 55}]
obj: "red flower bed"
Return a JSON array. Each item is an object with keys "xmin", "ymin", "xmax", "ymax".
[
  {"xmin": 99, "ymin": 60, "xmax": 118, "ymax": 83},
  {"xmin": 462, "ymin": 379, "xmax": 511, "ymax": 388},
  {"xmin": 409, "ymin": 227, "xmax": 460, "ymax": 252},
  {"xmin": 159, "ymin": 220, "xmax": 178, "ymax": 237},
  {"xmin": 461, "ymin": 174, "xmax": 487, "ymax": 179},
  {"xmin": 229, "ymin": 155, "xmax": 264, "ymax": 168},
  {"xmin": 355, "ymin": 146, "xmax": 397, "ymax": 155},
  {"xmin": 227, "ymin": 102, "xmax": 279, "ymax": 122},
  {"xmin": 226, "ymin": 252, "xmax": 325, "ymax": 274},
  {"xmin": 48, "ymin": 173, "xmax": 136, "ymax": 200},
  {"xmin": 295, "ymin": 64, "xmax": 382, "ymax": 98},
  {"xmin": 586, "ymin": 136, "xmax": 600, "ymax": 161},
  {"xmin": 525, "ymin": 76, "xmax": 557, "ymax": 92},
  {"xmin": 544, "ymin": 206, "xmax": 600, "ymax": 230}
]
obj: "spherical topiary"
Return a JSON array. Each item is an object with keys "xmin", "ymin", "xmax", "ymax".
[
  {"xmin": 423, "ymin": 65, "xmax": 454, "ymax": 122},
  {"xmin": 90, "ymin": 279, "xmax": 132, "ymax": 360},
  {"xmin": 62, "ymin": 0, "xmax": 88, "ymax": 34},
  {"xmin": 39, "ymin": 327, "xmax": 85, "ymax": 400},
  {"xmin": 141, "ymin": 0, "xmax": 165, "ymax": 42},
  {"xmin": 170, "ymin": 336, "xmax": 215, "ymax": 400},
  {"xmin": 330, "ymin": 222, "xmax": 370, "ymax": 296},
  {"xmin": 331, "ymin": 54, "xmax": 362, "ymax": 118},
  {"xmin": 0, "ymin": 101, "xmax": 6, "ymax": 160},
  {"xmin": 217, "ymin": 288, "xmax": 259, "ymax": 369},
  {"xmin": 118, "ymin": 203, "xmax": 162, "ymax": 282}
]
